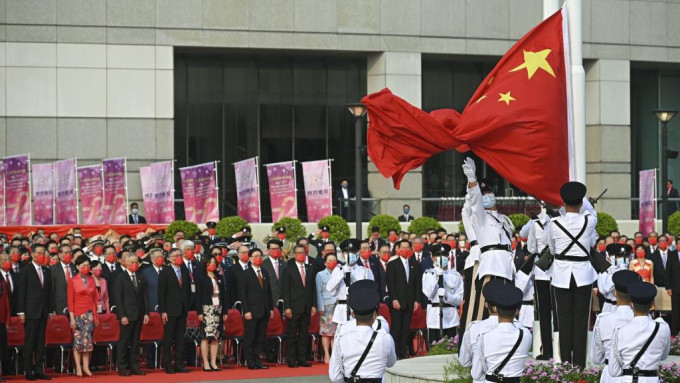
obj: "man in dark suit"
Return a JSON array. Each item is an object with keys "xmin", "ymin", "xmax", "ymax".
[
  {"xmin": 113, "ymin": 254, "xmax": 149, "ymax": 376},
  {"xmin": 128, "ymin": 202, "xmax": 146, "ymax": 224},
  {"xmin": 238, "ymin": 248, "xmax": 272, "ymax": 369},
  {"xmin": 50, "ymin": 245, "xmax": 76, "ymax": 316},
  {"xmin": 141, "ymin": 249, "xmax": 164, "ymax": 368},
  {"xmin": 0, "ymin": 253, "xmax": 17, "ymax": 315},
  {"xmin": 386, "ymin": 239, "xmax": 422, "ymax": 359},
  {"xmin": 282, "ymin": 245, "xmax": 317, "ymax": 368},
  {"xmin": 334, "ymin": 180, "xmax": 354, "ymax": 220},
  {"xmin": 666, "ymin": 237, "xmax": 680, "ymax": 334},
  {"xmin": 101, "ymin": 246, "xmax": 122, "ymax": 294},
  {"xmin": 668, "ymin": 180, "xmax": 680, "ymax": 214},
  {"xmin": 397, "ymin": 204, "xmax": 416, "ymax": 222},
  {"xmin": 366, "ymin": 226, "xmax": 387, "ymax": 252},
  {"xmin": 261, "ymin": 240, "xmax": 287, "ymax": 310},
  {"xmin": 648, "ymin": 236, "xmax": 671, "ymax": 288},
  {"xmin": 158, "ymin": 249, "xmax": 192, "ymax": 374},
  {"xmin": 377, "ymin": 244, "xmax": 391, "ymax": 301},
  {"xmin": 412, "ymin": 238, "xmax": 432, "ymax": 272},
  {"xmin": 17, "ymin": 244, "xmax": 53, "ymax": 381},
  {"xmin": 358, "ymin": 241, "xmax": 383, "ymax": 295}
]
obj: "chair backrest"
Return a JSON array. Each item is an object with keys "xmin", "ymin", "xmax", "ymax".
[
  {"xmin": 308, "ymin": 310, "xmax": 320, "ymax": 334},
  {"xmin": 266, "ymin": 309, "xmax": 283, "ymax": 336},
  {"xmin": 140, "ymin": 312, "xmax": 164, "ymax": 341},
  {"xmin": 224, "ymin": 308, "xmax": 244, "ymax": 337},
  {"xmin": 186, "ymin": 310, "xmax": 200, "ymax": 328},
  {"xmin": 45, "ymin": 314, "xmax": 73, "ymax": 345},
  {"xmin": 409, "ymin": 307, "xmax": 426, "ymax": 330},
  {"xmin": 378, "ymin": 303, "xmax": 391, "ymax": 328},
  {"xmin": 6, "ymin": 316, "xmax": 24, "ymax": 346},
  {"xmin": 93, "ymin": 313, "xmax": 120, "ymax": 344}
]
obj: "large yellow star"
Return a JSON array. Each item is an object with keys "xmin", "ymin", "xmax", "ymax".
[
  {"xmin": 509, "ymin": 49, "xmax": 556, "ymax": 79},
  {"xmin": 498, "ymin": 91, "xmax": 516, "ymax": 105}
]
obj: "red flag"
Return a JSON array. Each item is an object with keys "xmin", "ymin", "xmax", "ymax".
[{"xmin": 363, "ymin": 7, "xmax": 573, "ymax": 205}]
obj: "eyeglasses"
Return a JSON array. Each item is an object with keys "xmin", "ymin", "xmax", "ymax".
[{"xmin": 212, "ymin": 253, "xmax": 221, "ymax": 256}]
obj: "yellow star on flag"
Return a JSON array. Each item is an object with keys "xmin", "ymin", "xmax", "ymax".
[
  {"xmin": 498, "ymin": 91, "xmax": 516, "ymax": 105},
  {"xmin": 476, "ymin": 95, "xmax": 487, "ymax": 104},
  {"xmin": 509, "ymin": 49, "xmax": 555, "ymax": 79}
]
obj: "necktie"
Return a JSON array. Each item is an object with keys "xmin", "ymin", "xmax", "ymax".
[
  {"xmin": 131, "ymin": 274, "xmax": 137, "ymax": 288},
  {"xmin": 404, "ymin": 260, "xmax": 409, "ymax": 282},
  {"xmin": 300, "ymin": 265, "xmax": 306, "ymax": 287},
  {"xmin": 134, "ymin": 215, "xmax": 138, "ymax": 224},
  {"xmin": 37, "ymin": 266, "xmax": 43, "ymax": 287},
  {"xmin": 663, "ymin": 252, "xmax": 667, "ymax": 268},
  {"xmin": 64, "ymin": 265, "xmax": 71, "ymax": 281},
  {"xmin": 257, "ymin": 269, "xmax": 264, "ymax": 288},
  {"xmin": 110, "ymin": 265, "xmax": 114, "ymax": 272},
  {"xmin": 364, "ymin": 260, "xmax": 369, "ymax": 269},
  {"xmin": 176, "ymin": 268, "xmax": 182, "ymax": 286},
  {"xmin": 5, "ymin": 274, "xmax": 11, "ymax": 293},
  {"xmin": 273, "ymin": 260, "xmax": 279, "ymax": 279}
]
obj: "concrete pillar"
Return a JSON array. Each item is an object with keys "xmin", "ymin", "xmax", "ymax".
[
  {"xmin": 366, "ymin": 52, "xmax": 423, "ymax": 220},
  {"xmin": 585, "ymin": 59, "xmax": 631, "ymax": 219}
]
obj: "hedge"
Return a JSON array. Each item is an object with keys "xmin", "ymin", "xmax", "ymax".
[
  {"xmin": 408, "ymin": 217, "xmax": 442, "ymax": 236},
  {"xmin": 317, "ymin": 215, "xmax": 351, "ymax": 244},
  {"xmin": 165, "ymin": 220, "xmax": 200, "ymax": 242},
  {"xmin": 216, "ymin": 216, "xmax": 250, "ymax": 238},
  {"xmin": 271, "ymin": 217, "xmax": 307, "ymax": 240},
  {"xmin": 367, "ymin": 215, "xmax": 401, "ymax": 238}
]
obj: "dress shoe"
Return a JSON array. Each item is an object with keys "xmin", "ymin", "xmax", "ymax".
[
  {"xmin": 287, "ymin": 361, "xmax": 297, "ymax": 368},
  {"xmin": 175, "ymin": 367, "xmax": 190, "ymax": 373},
  {"xmin": 535, "ymin": 354, "xmax": 551, "ymax": 361},
  {"xmin": 247, "ymin": 365, "xmax": 258, "ymax": 370},
  {"xmin": 255, "ymin": 363, "xmax": 269, "ymax": 370},
  {"xmin": 25, "ymin": 373, "xmax": 37, "ymax": 381},
  {"xmin": 210, "ymin": 366, "xmax": 222, "ymax": 372},
  {"xmin": 36, "ymin": 373, "xmax": 52, "ymax": 380},
  {"xmin": 298, "ymin": 361, "xmax": 312, "ymax": 367},
  {"xmin": 164, "ymin": 368, "xmax": 175, "ymax": 374},
  {"xmin": 118, "ymin": 371, "xmax": 131, "ymax": 376},
  {"xmin": 129, "ymin": 370, "xmax": 146, "ymax": 376}
]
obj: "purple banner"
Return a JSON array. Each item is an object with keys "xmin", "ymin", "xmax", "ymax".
[
  {"xmin": 4, "ymin": 155, "xmax": 31, "ymax": 225},
  {"xmin": 302, "ymin": 160, "xmax": 332, "ymax": 222},
  {"xmin": 32, "ymin": 162, "xmax": 54, "ymax": 225},
  {"xmin": 140, "ymin": 166, "xmax": 155, "ymax": 223},
  {"xmin": 180, "ymin": 162, "xmax": 219, "ymax": 224},
  {"xmin": 103, "ymin": 158, "xmax": 127, "ymax": 224},
  {"xmin": 151, "ymin": 161, "xmax": 175, "ymax": 224},
  {"xmin": 265, "ymin": 161, "xmax": 297, "ymax": 222},
  {"xmin": 78, "ymin": 165, "xmax": 104, "ymax": 224},
  {"xmin": 0, "ymin": 161, "xmax": 5, "ymax": 226},
  {"xmin": 639, "ymin": 169, "xmax": 656, "ymax": 237},
  {"xmin": 234, "ymin": 158, "xmax": 261, "ymax": 223},
  {"xmin": 55, "ymin": 159, "xmax": 78, "ymax": 224}
]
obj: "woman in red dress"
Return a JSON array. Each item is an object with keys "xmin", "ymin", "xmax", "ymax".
[
  {"xmin": 629, "ymin": 245, "xmax": 654, "ymax": 284},
  {"xmin": 68, "ymin": 256, "xmax": 100, "ymax": 377}
]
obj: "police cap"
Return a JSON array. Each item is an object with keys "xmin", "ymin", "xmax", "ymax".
[
  {"xmin": 628, "ymin": 280, "xmax": 657, "ymax": 305},
  {"xmin": 348, "ymin": 280, "xmax": 380, "ymax": 316},
  {"xmin": 612, "ymin": 270, "xmax": 641, "ymax": 293},
  {"xmin": 491, "ymin": 285, "xmax": 524, "ymax": 311},
  {"xmin": 339, "ymin": 239, "xmax": 361, "ymax": 252},
  {"xmin": 206, "ymin": 221, "xmax": 217, "ymax": 229},
  {"xmin": 560, "ymin": 181, "xmax": 587, "ymax": 206},
  {"xmin": 431, "ymin": 243, "xmax": 451, "ymax": 256}
]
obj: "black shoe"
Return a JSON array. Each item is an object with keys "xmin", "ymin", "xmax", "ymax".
[
  {"xmin": 202, "ymin": 367, "xmax": 212, "ymax": 372},
  {"xmin": 164, "ymin": 367, "xmax": 175, "ymax": 374},
  {"xmin": 255, "ymin": 363, "xmax": 269, "ymax": 370},
  {"xmin": 287, "ymin": 361, "xmax": 297, "ymax": 368},
  {"xmin": 118, "ymin": 371, "xmax": 131, "ymax": 376},
  {"xmin": 210, "ymin": 366, "xmax": 222, "ymax": 372},
  {"xmin": 535, "ymin": 354, "xmax": 552, "ymax": 361},
  {"xmin": 25, "ymin": 373, "xmax": 37, "ymax": 381},
  {"xmin": 35, "ymin": 373, "xmax": 52, "ymax": 380},
  {"xmin": 247, "ymin": 365, "xmax": 258, "ymax": 370},
  {"xmin": 298, "ymin": 361, "xmax": 312, "ymax": 367},
  {"xmin": 130, "ymin": 370, "xmax": 146, "ymax": 376},
  {"xmin": 175, "ymin": 367, "xmax": 190, "ymax": 373}
]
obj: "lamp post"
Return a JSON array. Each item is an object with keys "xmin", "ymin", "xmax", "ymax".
[
  {"xmin": 348, "ymin": 103, "xmax": 367, "ymax": 238},
  {"xmin": 653, "ymin": 109, "xmax": 677, "ymax": 234}
]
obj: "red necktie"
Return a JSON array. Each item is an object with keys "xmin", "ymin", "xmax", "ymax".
[
  {"xmin": 300, "ymin": 265, "xmax": 306, "ymax": 287},
  {"xmin": 364, "ymin": 260, "xmax": 369, "ymax": 269},
  {"xmin": 5, "ymin": 274, "xmax": 11, "ymax": 293}
]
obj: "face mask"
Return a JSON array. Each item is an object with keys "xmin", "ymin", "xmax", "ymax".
[
  {"xmin": 634, "ymin": 238, "xmax": 643, "ymax": 245},
  {"xmin": 413, "ymin": 243, "xmax": 424, "ymax": 252},
  {"xmin": 127, "ymin": 263, "xmax": 139, "ymax": 273},
  {"xmin": 649, "ymin": 237, "xmax": 658, "ymax": 246},
  {"xmin": 439, "ymin": 256, "xmax": 450, "ymax": 268},
  {"xmin": 597, "ymin": 244, "xmax": 606, "ymax": 252},
  {"xmin": 372, "ymin": 233, "xmax": 380, "ymax": 239},
  {"xmin": 252, "ymin": 257, "xmax": 263, "ymax": 267},
  {"xmin": 221, "ymin": 248, "xmax": 228, "ymax": 257},
  {"xmin": 360, "ymin": 250, "xmax": 372, "ymax": 260},
  {"xmin": 206, "ymin": 264, "xmax": 217, "ymax": 272},
  {"xmin": 400, "ymin": 249, "xmax": 414, "ymax": 258},
  {"xmin": 106, "ymin": 254, "xmax": 116, "ymax": 264},
  {"xmin": 10, "ymin": 253, "xmax": 19, "ymax": 263},
  {"xmin": 349, "ymin": 253, "xmax": 359, "ymax": 264},
  {"xmin": 403, "ymin": 209, "xmax": 410, "ymax": 214},
  {"xmin": 131, "ymin": 208, "xmax": 139, "ymax": 215},
  {"xmin": 62, "ymin": 253, "xmax": 72, "ymax": 263},
  {"xmin": 342, "ymin": 184, "xmax": 348, "ymax": 189},
  {"xmin": 80, "ymin": 266, "xmax": 91, "ymax": 275},
  {"xmin": 49, "ymin": 259, "xmax": 59, "ymax": 266},
  {"xmin": 48, "ymin": 249, "xmax": 58, "ymax": 255},
  {"xmin": 321, "ymin": 232, "xmax": 329, "ymax": 239},
  {"xmin": 93, "ymin": 269, "xmax": 103, "ymax": 277},
  {"xmin": 36, "ymin": 254, "xmax": 46, "ymax": 265},
  {"xmin": 636, "ymin": 250, "xmax": 646, "ymax": 259},
  {"xmin": 208, "ymin": 228, "xmax": 216, "ymax": 236},
  {"xmin": 172, "ymin": 256, "xmax": 184, "ymax": 266},
  {"xmin": 136, "ymin": 250, "xmax": 145, "ymax": 258},
  {"xmin": 153, "ymin": 257, "xmax": 165, "ymax": 267},
  {"xmin": 326, "ymin": 260, "xmax": 338, "ymax": 270},
  {"xmin": 194, "ymin": 244, "xmax": 202, "ymax": 253},
  {"xmin": 184, "ymin": 250, "xmax": 195, "ymax": 260},
  {"xmin": 659, "ymin": 242, "xmax": 668, "ymax": 251},
  {"xmin": 93, "ymin": 246, "xmax": 103, "ymax": 256},
  {"xmin": 270, "ymin": 248, "xmax": 282, "ymax": 259},
  {"xmin": 616, "ymin": 257, "xmax": 626, "ymax": 267},
  {"xmin": 458, "ymin": 241, "xmax": 466, "ymax": 249},
  {"xmin": 1, "ymin": 261, "xmax": 11, "ymax": 271},
  {"xmin": 511, "ymin": 242, "xmax": 517, "ymax": 250},
  {"xmin": 239, "ymin": 253, "xmax": 250, "ymax": 263},
  {"xmin": 22, "ymin": 254, "xmax": 31, "ymax": 262},
  {"xmin": 482, "ymin": 194, "xmax": 496, "ymax": 209},
  {"xmin": 380, "ymin": 252, "xmax": 391, "ymax": 262},
  {"xmin": 115, "ymin": 245, "xmax": 122, "ymax": 252},
  {"xmin": 619, "ymin": 239, "xmax": 626, "ymax": 245},
  {"xmin": 388, "ymin": 234, "xmax": 398, "ymax": 242},
  {"xmin": 163, "ymin": 243, "xmax": 171, "ymax": 251},
  {"xmin": 277, "ymin": 233, "xmax": 286, "ymax": 241}
]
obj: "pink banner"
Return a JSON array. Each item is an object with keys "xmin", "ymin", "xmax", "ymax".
[
  {"xmin": 151, "ymin": 161, "xmax": 175, "ymax": 224},
  {"xmin": 78, "ymin": 165, "xmax": 104, "ymax": 225},
  {"xmin": 55, "ymin": 159, "xmax": 78, "ymax": 224},
  {"xmin": 0, "ymin": 160, "xmax": 5, "ymax": 226},
  {"xmin": 140, "ymin": 166, "xmax": 156, "ymax": 223},
  {"xmin": 32, "ymin": 162, "xmax": 54, "ymax": 225},
  {"xmin": 302, "ymin": 160, "xmax": 332, "ymax": 222},
  {"xmin": 4, "ymin": 155, "xmax": 31, "ymax": 226},
  {"xmin": 639, "ymin": 169, "xmax": 656, "ymax": 237},
  {"xmin": 180, "ymin": 162, "xmax": 219, "ymax": 224},
  {"xmin": 103, "ymin": 158, "xmax": 127, "ymax": 224},
  {"xmin": 265, "ymin": 161, "xmax": 297, "ymax": 222},
  {"xmin": 234, "ymin": 158, "xmax": 261, "ymax": 223}
]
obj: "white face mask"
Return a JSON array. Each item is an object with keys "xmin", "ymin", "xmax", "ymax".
[
  {"xmin": 482, "ymin": 194, "xmax": 496, "ymax": 209},
  {"xmin": 131, "ymin": 208, "xmax": 139, "ymax": 215}
]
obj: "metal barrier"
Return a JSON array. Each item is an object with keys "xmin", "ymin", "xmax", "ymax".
[{"xmin": 630, "ymin": 197, "xmax": 680, "ymax": 220}]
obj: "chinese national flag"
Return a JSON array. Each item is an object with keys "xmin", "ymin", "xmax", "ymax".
[{"xmin": 362, "ymin": 7, "xmax": 573, "ymax": 205}]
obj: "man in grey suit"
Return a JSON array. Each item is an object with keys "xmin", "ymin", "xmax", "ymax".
[
  {"xmin": 50, "ymin": 245, "xmax": 76, "ymax": 316},
  {"xmin": 261, "ymin": 239, "xmax": 287, "ymax": 362},
  {"xmin": 141, "ymin": 249, "xmax": 164, "ymax": 368}
]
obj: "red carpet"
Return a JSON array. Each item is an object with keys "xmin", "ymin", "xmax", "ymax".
[{"xmin": 15, "ymin": 364, "xmax": 328, "ymax": 382}]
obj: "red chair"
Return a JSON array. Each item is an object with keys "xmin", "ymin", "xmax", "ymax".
[
  {"xmin": 223, "ymin": 309, "xmax": 245, "ymax": 365},
  {"xmin": 409, "ymin": 307, "xmax": 428, "ymax": 355},
  {"xmin": 265, "ymin": 309, "xmax": 286, "ymax": 363},
  {"xmin": 45, "ymin": 315, "xmax": 73, "ymax": 374},
  {"xmin": 378, "ymin": 303, "xmax": 392, "ymax": 328},
  {"xmin": 93, "ymin": 313, "xmax": 120, "ymax": 371},
  {"xmin": 308, "ymin": 310, "xmax": 321, "ymax": 362},
  {"xmin": 7, "ymin": 316, "xmax": 24, "ymax": 374},
  {"xmin": 140, "ymin": 312, "xmax": 164, "ymax": 369},
  {"xmin": 185, "ymin": 311, "xmax": 201, "ymax": 366}
]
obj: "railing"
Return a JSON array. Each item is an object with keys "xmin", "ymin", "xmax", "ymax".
[
  {"xmin": 630, "ymin": 197, "xmax": 680, "ymax": 219},
  {"xmin": 336, "ymin": 198, "xmax": 382, "ymax": 221},
  {"xmin": 422, "ymin": 197, "xmax": 542, "ymax": 221}
]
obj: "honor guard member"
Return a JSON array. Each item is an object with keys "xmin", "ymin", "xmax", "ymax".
[
  {"xmin": 513, "ymin": 257, "xmax": 535, "ymax": 330},
  {"xmin": 471, "ymin": 284, "xmax": 531, "ymax": 383},
  {"xmin": 334, "ymin": 280, "xmax": 391, "ymax": 337},
  {"xmin": 327, "ymin": 239, "xmax": 375, "ymax": 325},
  {"xmin": 263, "ymin": 227, "xmax": 293, "ymax": 260},
  {"xmin": 422, "ymin": 243, "xmax": 464, "ymax": 342},
  {"xmin": 608, "ymin": 280, "xmax": 670, "ymax": 383},
  {"xmin": 329, "ymin": 280, "xmax": 397, "ymax": 383},
  {"xmin": 309, "ymin": 225, "xmax": 333, "ymax": 250},
  {"xmin": 205, "ymin": 221, "xmax": 219, "ymax": 245},
  {"xmin": 590, "ymin": 270, "xmax": 640, "ymax": 383},
  {"xmin": 460, "ymin": 195, "xmax": 481, "ymax": 335},
  {"xmin": 598, "ymin": 244, "xmax": 633, "ymax": 314},
  {"xmin": 542, "ymin": 181, "xmax": 598, "ymax": 368},
  {"xmin": 461, "ymin": 158, "xmax": 515, "ymax": 322}
]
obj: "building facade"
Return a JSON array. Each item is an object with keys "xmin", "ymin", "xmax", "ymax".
[{"xmin": 1, "ymin": 0, "xmax": 679, "ymax": 222}]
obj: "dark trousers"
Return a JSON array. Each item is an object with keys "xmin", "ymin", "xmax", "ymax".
[
  {"xmin": 0, "ymin": 323, "xmax": 6, "ymax": 373},
  {"xmin": 116, "ymin": 318, "xmax": 142, "ymax": 372},
  {"xmin": 285, "ymin": 312, "xmax": 310, "ymax": 363},
  {"xmin": 471, "ymin": 275, "xmax": 512, "ymax": 322},
  {"xmin": 23, "ymin": 317, "xmax": 47, "ymax": 375},
  {"xmin": 243, "ymin": 315, "xmax": 268, "ymax": 366},
  {"xmin": 535, "ymin": 280, "xmax": 553, "ymax": 357},
  {"xmin": 550, "ymin": 285, "xmax": 559, "ymax": 332},
  {"xmin": 162, "ymin": 315, "xmax": 187, "ymax": 370},
  {"xmin": 390, "ymin": 305, "xmax": 413, "ymax": 359},
  {"xmin": 427, "ymin": 327, "xmax": 456, "ymax": 345},
  {"xmin": 671, "ymin": 294, "xmax": 680, "ymax": 335},
  {"xmin": 459, "ymin": 267, "xmax": 474, "ymax": 337},
  {"xmin": 553, "ymin": 277, "xmax": 591, "ymax": 368}
]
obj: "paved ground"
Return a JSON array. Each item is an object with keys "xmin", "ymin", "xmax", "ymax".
[{"xmin": 213, "ymin": 377, "xmax": 328, "ymax": 383}]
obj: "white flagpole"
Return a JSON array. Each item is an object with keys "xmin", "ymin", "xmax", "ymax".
[
  {"xmin": 327, "ymin": 159, "xmax": 334, "ymax": 217},
  {"xmin": 123, "ymin": 158, "xmax": 129, "ymax": 222},
  {"xmin": 292, "ymin": 160, "xmax": 298, "ymax": 218},
  {"xmin": 255, "ymin": 156, "xmax": 262, "ymax": 223},
  {"xmin": 214, "ymin": 161, "xmax": 220, "ymax": 220},
  {"xmin": 543, "ymin": 0, "xmax": 559, "ymax": 18},
  {"xmin": 52, "ymin": 162, "xmax": 56, "ymax": 225},
  {"xmin": 27, "ymin": 154, "xmax": 33, "ymax": 225},
  {"xmin": 74, "ymin": 158, "xmax": 80, "ymax": 224},
  {"xmin": 568, "ymin": 0, "xmax": 586, "ymax": 183}
]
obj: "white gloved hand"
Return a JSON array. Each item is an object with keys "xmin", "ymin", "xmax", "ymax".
[
  {"xmin": 435, "ymin": 267, "xmax": 445, "ymax": 276},
  {"xmin": 462, "ymin": 157, "xmax": 477, "ymax": 182},
  {"xmin": 343, "ymin": 264, "xmax": 351, "ymax": 273},
  {"xmin": 437, "ymin": 288, "xmax": 446, "ymax": 297}
]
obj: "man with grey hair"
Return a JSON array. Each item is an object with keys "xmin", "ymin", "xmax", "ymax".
[{"xmin": 141, "ymin": 249, "xmax": 164, "ymax": 368}]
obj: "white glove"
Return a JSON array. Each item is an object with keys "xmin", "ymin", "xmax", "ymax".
[
  {"xmin": 343, "ymin": 264, "xmax": 351, "ymax": 273},
  {"xmin": 437, "ymin": 288, "xmax": 446, "ymax": 297},
  {"xmin": 462, "ymin": 157, "xmax": 477, "ymax": 182},
  {"xmin": 435, "ymin": 267, "xmax": 445, "ymax": 276}
]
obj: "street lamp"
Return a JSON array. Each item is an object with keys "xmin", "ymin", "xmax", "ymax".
[
  {"xmin": 348, "ymin": 103, "xmax": 367, "ymax": 239},
  {"xmin": 653, "ymin": 109, "xmax": 678, "ymax": 234}
]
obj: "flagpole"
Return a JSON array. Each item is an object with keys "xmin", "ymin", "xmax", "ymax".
[
  {"xmin": 543, "ymin": 0, "xmax": 559, "ymax": 18},
  {"xmin": 124, "ymin": 157, "xmax": 130, "ymax": 222},
  {"xmin": 75, "ymin": 158, "xmax": 80, "ymax": 224},
  {"xmin": 328, "ymin": 159, "xmax": 334, "ymax": 218},
  {"xmin": 255, "ymin": 156, "xmax": 262, "ymax": 223},
  {"xmin": 568, "ymin": 0, "xmax": 586, "ymax": 183},
  {"xmin": 214, "ymin": 160, "xmax": 220, "ymax": 220},
  {"xmin": 52, "ymin": 162, "xmax": 56, "ymax": 225}
]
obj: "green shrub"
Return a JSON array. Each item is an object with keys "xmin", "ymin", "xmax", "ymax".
[
  {"xmin": 367, "ymin": 215, "xmax": 401, "ymax": 238},
  {"xmin": 458, "ymin": 220, "xmax": 465, "ymax": 234},
  {"xmin": 508, "ymin": 213, "xmax": 530, "ymax": 232},
  {"xmin": 443, "ymin": 360, "xmax": 472, "ymax": 383},
  {"xmin": 596, "ymin": 212, "xmax": 618, "ymax": 237},
  {"xmin": 408, "ymin": 217, "xmax": 442, "ymax": 236},
  {"xmin": 165, "ymin": 220, "xmax": 200, "ymax": 242},
  {"xmin": 317, "ymin": 215, "xmax": 351, "ymax": 244},
  {"xmin": 216, "ymin": 216, "xmax": 250, "ymax": 238},
  {"xmin": 669, "ymin": 211, "xmax": 680, "ymax": 237},
  {"xmin": 272, "ymin": 217, "xmax": 307, "ymax": 241}
]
